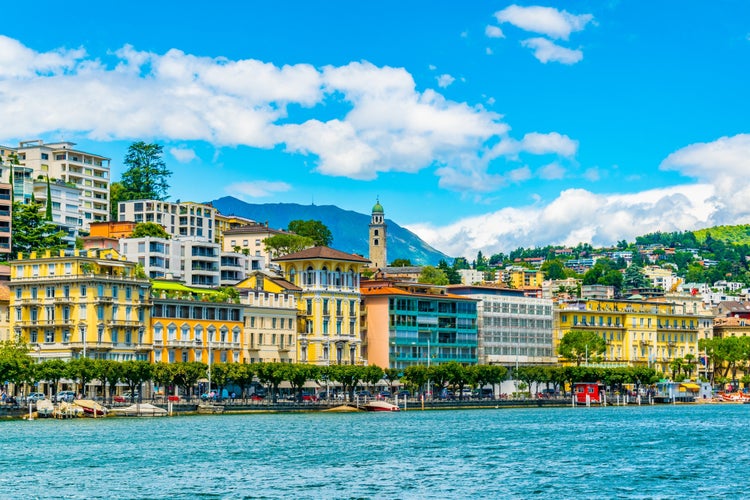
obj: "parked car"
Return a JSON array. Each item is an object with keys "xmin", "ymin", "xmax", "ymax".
[
  {"xmin": 55, "ymin": 391, "xmax": 76, "ymax": 403},
  {"xmin": 26, "ymin": 392, "xmax": 46, "ymax": 403}
]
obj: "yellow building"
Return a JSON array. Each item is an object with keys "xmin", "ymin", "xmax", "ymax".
[
  {"xmin": 150, "ymin": 280, "xmax": 244, "ymax": 364},
  {"xmin": 506, "ymin": 267, "xmax": 545, "ymax": 289},
  {"xmin": 274, "ymin": 246, "xmax": 369, "ymax": 366},
  {"xmin": 215, "ymin": 214, "xmax": 256, "ymax": 246},
  {"xmin": 10, "ymin": 248, "xmax": 152, "ymax": 362},
  {"xmin": 236, "ymin": 270, "xmax": 300, "ymax": 363},
  {"xmin": 554, "ymin": 298, "xmax": 700, "ymax": 374}
]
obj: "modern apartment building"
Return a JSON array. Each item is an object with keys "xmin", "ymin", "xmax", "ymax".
[
  {"xmin": 33, "ymin": 179, "xmax": 82, "ymax": 246},
  {"xmin": 236, "ymin": 270, "xmax": 300, "ymax": 363},
  {"xmin": 274, "ymin": 246, "xmax": 368, "ymax": 366},
  {"xmin": 361, "ymin": 279, "xmax": 479, "ymax": 370},
  {"xmin": 0, "ymin": 180, "xmax": 10, "ymax": 257},
  {"xmin": 222, "ymin": 222, "xmax": 288, "ymax": 270},
  {"xmin": 150, "ymin": 281, "xmax": 244, "ymax": 364},
  {"xmin": 12, "ymin": 140, "xmax": 111, "ymax": 229},
  {"xmin": 553, "ymin": 297, "xmax": 701, "ymax": 374},
  {"xmin": 118, "ymin": 200, "xmax": 216, "ymax": 242},
  {"xmin": 449, "ymin": 285, "xmax": 555, "ymax": 366},
  {"xmin": 9, "ymin": 248, "xmax": 152, "ymax": 362}
]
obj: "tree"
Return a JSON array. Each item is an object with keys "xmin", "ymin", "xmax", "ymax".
[
  {"xmin": 255, "ymin": 362, "xmax": 287, "ymax": 403},
  {"xmin": 97, "ymin": 360, "xmax": 123, "ymax": 404},
  {"xmin": 437, "ymin": 260, "xmax": 462, "ymax": 285},
  {"xmin": 390, "ymin": 258, "xmax": 412, "ymax": 267},
  {"xmin": 173, "ymin": 362, "xmax": 207, "ymax": 399},
  {"xmin": 541, "ymin": 259, "xmax": 567, "ymax": 280},
  {"xmin": 109, "ymin": 181, "xmax": 126, "ymax": 221},
  {"xmin": 37, "ymin": 359, "xmax": 68, "ymax": 398},
  {"xmin": 623, "ymin": 265, "xmax": 650, "ymax": 290},
  {"xmin": 66, "ymin": 357, "xmax": 99, "ymax": 398},
  {"xmin": 403, "ymin": 365, "xmax": 429, "ymax": 395},
  {"xmin": 419, "ymin": 266, "xmax": 449, "ymax": 285},
  {"xmin": 120, "ymin": 142, "xmax": 172, "ymax": 201},
  {"xmin": 152, "ymin": 362, "xmax": 176, "ymax": 399},
  {"xmin": 264, "ymin": 234, "xmax": 314, "ymax": 258},
  {"xmin": 284, "ymin": 363, "xmax": 320, "ymax": 402},
  {"xmin": 210, "ymin": 362, "xmax": 232, "ymax": 401},
  {"xmin": 558, "ymin": 330, "xmax": 607, "ymax": 366},
  {"xmin": 383, "ymin": 368, "xmax": 401, "ymax": 395},
  {"xmin": 11, "ymin": 200, "xmax": 66, "ymax": 256},
  {"xmin": 329, "ymin": 364, "xmax": 363, "ymax": 402},
  {"xmin": 44, "ymin": 176, "xmax": 52, "ymax": 221},
  {"xmin": 444, "ymin": 361, "xmax": 469, "ymax": 399},
  {"xmin": 130, "ymin": 222, "xmax": 170, "ymax": 239},
  {"xmin": 120, "ymin": 360, "xmax": 153, "ymax": 402},
  {"xmin": 361, "ymin": 365, "xmax": 384, "ymax": 394},
  {"xmin": 228, "ymin": 363, "xmax": 255, "ymax": 400},
  {"xmin": 0, "ymin": 340, "xmax": 32, "ymax": 395},
  {"xmin": 288, "ymin": 220, "xmax": 333, "ymax": 247}
]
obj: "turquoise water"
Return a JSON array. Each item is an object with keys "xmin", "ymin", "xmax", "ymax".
[{"xmin": 3, "ymin": 404, "xmax": 749, "ymax": 499}]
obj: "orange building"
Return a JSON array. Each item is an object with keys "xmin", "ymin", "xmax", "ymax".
[{"xmin": 88, "ymin": 221, "xmax": 137, "ymax": 239}]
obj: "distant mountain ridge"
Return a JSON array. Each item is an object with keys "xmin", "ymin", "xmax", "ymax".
[{"xmin": 208, "ymin": 196, "xmax": 451, "ymax": 266}]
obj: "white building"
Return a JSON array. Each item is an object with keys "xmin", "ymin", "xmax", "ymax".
[
  {"xmin": 449, "ymin": 285, "xmax": 556, "ymax": 366},
  {"xmin": 33, "ymin": 179, "xmax": 82, "ymax": 246},
  {"xmin": 9, "ymin": 140, "xmax": 111, "ymax": 229},
  {"xmin": 118, "ymin": 200, "xmax": 216, "ymax": 242},
  {"xmin": 458, "ymin": 269, "xmax": 485, "ymax": 285}
]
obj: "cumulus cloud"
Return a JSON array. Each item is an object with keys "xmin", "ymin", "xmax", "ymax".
[
  {"xmin": 489, "ymin": 131, "xmax": 578, "ymax": 160},
  {"xmin": 436, "ymin": 73, "xmax": 455, "ymax": 88},
  {"xmin": 485, "ymin": 25, "xmax": 505, "ymax": 38},
  {"xmin": 661, "ymin": 134, "xmax": 750, "ymax": 225},
  {"xmin": 538, "ymin": 162, "xmax": 566, "ymax": 180},
  {"xmin": 408, "ymin": 184, "xmax": 717, "ymax": 258},
  {"xmin": 226, "ymin": 180, "xmax": 292, "ymax": 198},
  {"xmin": 0, "ymin": 38, "xmax": 514, "ymax": 191},
  {"xmin": 521, "ymin": 38, "xmax": 583, "ymax": 64},
  {"xmin": 494, "ymin": 5, "xmax": 593, "ymax": 40},
  {"xmin": 169, "ymin": 147, "xmax": 197, "ymax": 163}
]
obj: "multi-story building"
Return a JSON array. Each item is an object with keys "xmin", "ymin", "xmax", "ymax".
[
  {"xmin": 581, "ymin": 284, "xmax": 615, "ymax": 300},
  {"xmin": 236, "ymin": 270, "xmax": 300, "ymax": 363},
  {"xmin": 215, "ymin": 213, "xmax": 256, "ymax": 247},
  {"xmin": 222, "ymin": 222, "xmax": 288, "ymax": 270},
  {"xmin": 274, "ymin": 246, "xmax": 368, "ymax": 366},
  {"xmin": 541, "ymin": 278, "xmax": 581, "ymax": 300},
  {"xmin": 458, "ymin": 269, "xmax": 485, "ymax": 285},
  {"xmin": 0, "ymin": 180, "xmax": 10, "ymax": 257},
  {"xmin": 88, "ymin": 221, "xmax": 136, "ymax": 239},
  {"xmin": 150, "ymin": 280, "xmax": 244, "ymax": 364},
  {"xmin": 33, "ymin": 179, "xmax": 82, "ymax": 246},
  {"xmin": 10, "ymin": 248, "xmax": 152, "ymax": 362},
  {"xmin": 0, "ymin": 282, "xmax": 9, "ymax": 341},
  {"xmin": 643, "ymin": 265, "xmax": 681, "ymax": 292},
  {"xmin": 504, "ymin": 267, "xmax": 545, "ymax": 289},
  {"xmin": 118, "ymin": 200, "xmax": 216, "ymax": 242},
  {"xmin": 12, "ymin": 140, "xmax": 111, "ymax": 229},
  {"xmin": 361, "ymin": 279, "xmax": 479, "ymax": 370},
  {"xmin": 449, "ymin": 285, "xmax": 554, "ymax": 366},
  {"xmin": 553, "ymin": 297, "xmax": 701, "ymax": 374}
]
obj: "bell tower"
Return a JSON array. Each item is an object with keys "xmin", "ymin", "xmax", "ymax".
[{"xmin": 368, "ymin": 198, "xmax": 387, "ymax": 269}]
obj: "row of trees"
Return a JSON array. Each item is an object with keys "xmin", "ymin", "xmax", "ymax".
[{"xmin": 512, "ymin": 365, "xmax": 661, "ymax": 397}]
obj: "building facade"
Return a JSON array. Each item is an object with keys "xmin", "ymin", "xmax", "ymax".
[
  {"xmin": 222, "ymin": 222, "xmax": 287, "ymax": 270},
  {"xmin": 554, "ymin": 298, "xmax": 701, "ymax": 374},
  {"xmin": 118, "ymin": 200, "xmax": 216, "ymax": 242},
  {"xmin": 236, "ymin": 271, "xmax": 300, "ymax": 363},
  {"xmin": 274, "ymin": 246, "xmax": 368, "ymax": 366},
  {"xmin": 449, "ymin": 285, "xmax": 555, "ymax": 366},
  {"xmin": 361, "ymin": 280, "xmax": 479, "ymax": 370},
  {"xmin": 10, "ymin": 249, "xmax": 152, "ymax": 362}
]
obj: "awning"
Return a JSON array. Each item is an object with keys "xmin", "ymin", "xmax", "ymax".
[{"xmin": 680, "ymin": 383, "xmax": 700, "ymax": 391}]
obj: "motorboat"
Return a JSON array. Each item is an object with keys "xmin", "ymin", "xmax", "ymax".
[
  {"xmin": 362, "ymin": 400, "xmax": 400, "ymax": 412},
  {"xmin": 73, "ymin": 399, "xmax": 107, "ymax": 416},
  {"xmin": 111, "ymin": 403, "xmax": 167, "ymax": 417}
]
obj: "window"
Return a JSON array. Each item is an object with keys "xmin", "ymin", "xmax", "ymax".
[{"xmin": 45, "ymin": 330, "xmax": 54, "ymax": 343}]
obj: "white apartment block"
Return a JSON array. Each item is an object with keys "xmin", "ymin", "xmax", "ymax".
[
  {"xmin": 10, "ymin": 140, "xmax": 110, "ymax": 229},
  {"xmin": 33, "ymin": 179, "xmax": 82, "ymax": 246},
  {"xmin": 223, "ymin": 223, "xmax": 289, "ymax": 270},
  {"xmin": 120, "ymin": 236, "xmax": 247, "ymax": 287},
  {"xmin": 458, "ymin": 269, "xmax": 485, "ymax": 285},
  {"xmin": 449, "ymin": 285, "xmax": 556, "ymax": 365},
  {"xmin": 118, "ymin": 200, "xmax": 216, "ymax": 242}
]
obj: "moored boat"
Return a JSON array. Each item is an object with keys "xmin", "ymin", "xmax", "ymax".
[
  {"xmin": 73, "ymin": 399, "xmax": 107, "ymax": 416},
  {"xmin": 362, "ymin": 401, "xmax": 400, "ymax": 412},
  {"xmin": 112, "ymin": 403, "xmax": 167, "ymax": 417}
]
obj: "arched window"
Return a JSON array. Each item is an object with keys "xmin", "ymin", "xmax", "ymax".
[
  {"xmin": 306, "ymin": 266, "xmax": 315, "ymax": 286},
  {"xmin": 321, "ymin": 266, "xmax": 328, "ymax": 286},
  {"xmin": 289, "ymin": 268, "xmax": 296, "ymax": 284},
  {"xmin": 167, "ymin": 323, "xmax": 177, "ymax": 341},
  {"xmin": 334, "ymin": 267, "xmax": 342, "ymax": 287},
  {"xmin": 194, "ymin": 325, "xmax": 203, "ymax": 345},
  {"xmin": 181, "ymin": 324, "xmax": 191, "ymax": 342}
]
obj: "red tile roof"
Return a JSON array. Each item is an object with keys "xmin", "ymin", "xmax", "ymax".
[{"xmin": 273, "ymin": 246, "xmax": 370, "ymax": 263}]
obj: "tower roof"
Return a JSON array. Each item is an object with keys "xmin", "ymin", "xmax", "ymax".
[{"xmin": 372, "ymin": 198, "xmax": 384, "ymax": 214}]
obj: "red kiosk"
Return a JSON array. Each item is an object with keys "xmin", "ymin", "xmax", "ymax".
[{"xmin": 574, "ymin": 382, "xmax": 605, "ymax": 404}]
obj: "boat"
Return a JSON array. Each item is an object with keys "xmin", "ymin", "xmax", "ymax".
[
  {"xmin": 111, "ymin": 403, "xmax": 167, "ymax": 417},
  {"xmin": 362, "ymin": 401, "xmax": 400, "ymax": 412},
  {"xmin": 73, "ymin": 399, "xmax": 107, "ymax": 416},
  {"xmin": 322, "ymin": 404, "xmax": 362, "ymax": 413},
  {"xmin": 36, "ymin": 399, "xmax": 55, "ymax": 418},
  {"xmin": 54, "ymin": 402, "xmax": 84, "ymax": 419}
]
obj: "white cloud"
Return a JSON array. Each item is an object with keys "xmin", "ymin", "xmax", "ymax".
[
  {"xmin": 508, "ymin": 166, "xmax": 532, "ymax": 182},
  {"xmin": 521, "ymin": 38, "xmax": 583, "ymax": 64},
  {"xmin": 583, "ymin": 167, "xmax": 600, "ymax": 181},
  {"xmin": 486, "ymin": 47, "xmax": 494, "ymax": 55},
  {"xmin": 169, "ymin": 147, "xmax": 196, "ymax": 163},
  {"xmin": 226, "ymin": 180, "xmax": 292, "ymax": 198},
  {"xmin": 0, "ymin": 38, "xmax": 510, "ymax": 191},
  {"xmin": 436, "ymin": 74, "xmax": 455, "ymax": 88},
  {"xmin": 494, "ymin": 5, "xmax": 593, "ymax": 40},
  {"xmin": 489, "ymin": 131, "xmax": 578, "ymax": 160},
  {"xmin": 538, "ymin": 162, "xmax": 566, "ymax": 180},
  {"xmin": 661, "ymin": 134, "xmax": 750, "ymax": 225},
  {"xmin": 408, "ymin": 184, "xmax": 716, "ymax": 258},
  {"xmin": 485, "ymin": 25, "xmax": 505, "ymax": 39}
]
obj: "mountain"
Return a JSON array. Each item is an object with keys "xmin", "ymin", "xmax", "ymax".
[{"xmin": 208, "ymin": 196, "xmax": 451, "ymax": 266}]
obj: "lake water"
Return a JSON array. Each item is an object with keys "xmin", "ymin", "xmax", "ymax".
[{"xmin": 2, "ymin": 404, "xmax": 749, "ymax": 499}]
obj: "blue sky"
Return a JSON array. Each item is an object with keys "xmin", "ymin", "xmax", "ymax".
[{"xmin": 2, "ymin": 1, "xmax": 750, "ymax": 259}]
